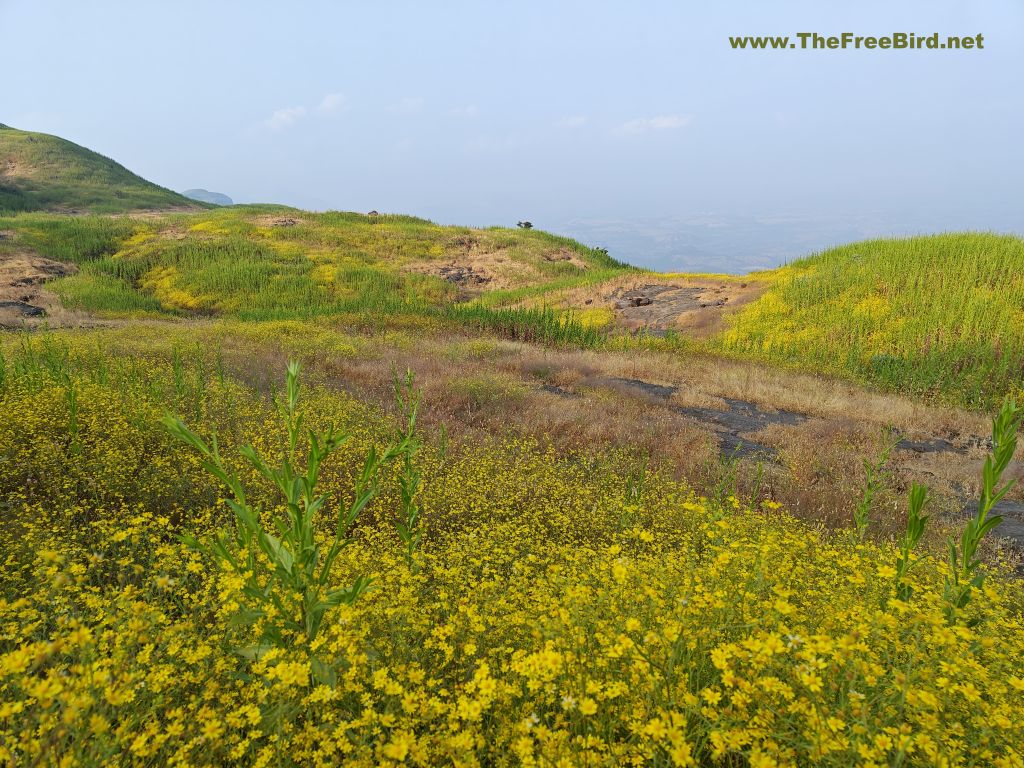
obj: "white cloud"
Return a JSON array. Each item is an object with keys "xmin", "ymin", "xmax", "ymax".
[
  {"xmin": 557, "ymin": 115, "xmax": 588, "ymax": 128},
  {"xmin": 451, "ymin": 105, "xmax": 480, "ymax": 118},
  {"xmin": 264, "ymin": 93, "xmax": 343, "ymax": 130},
  {"xmin": 393, "ymin": 96, "xmax": 425, "ymax": 113},
  {"xmin": 265, "ymin": 106, "xmax": 306, "ymax": 131},
  {"xmin": 317, "ymin": 93, "xmax": 345, "ymax": 113},
  {"xmin": 615, "ymin": 114, "xmax": 691, "ymax": 134}
]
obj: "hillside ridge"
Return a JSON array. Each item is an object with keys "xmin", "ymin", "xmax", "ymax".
[{"xmin": 0, "ymin": 124, "xmax": 200, "ymax": 213}]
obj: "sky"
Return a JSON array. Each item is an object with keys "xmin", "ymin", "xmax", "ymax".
[{"xmin": 3, "ymin": 0, "xmax": 1022, "ymax": 272}]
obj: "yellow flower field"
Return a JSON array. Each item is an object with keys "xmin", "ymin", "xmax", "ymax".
[{"xmin": 0, "ymin": 332, "xmax": 1021, "ymax": 767}]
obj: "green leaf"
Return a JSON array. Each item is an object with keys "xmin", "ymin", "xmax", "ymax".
[
  {"xmin": 310, "ymin": 657, "xmax": 337, "ymax": 688},
  {"xmin": 236, "ymin": 642, "xmax": 276, "ymax": 660},
  {"xmin": 228, "ymin": 606, "xmax": 266, "ymax": 628},
  {"xmin": 260, "ymin": 532, "xmax": 294, "ymax": 575}
]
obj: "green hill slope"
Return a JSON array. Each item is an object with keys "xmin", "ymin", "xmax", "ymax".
[
  {"xmin": 713, "ymin": 233, "xmax": 1024, "ymax": 407},
  {"xmin": 0, "ymin": 205, "xmax": 631, "ymax": 342},
  {"xmin": 0, "ymin": 124, "xmax": 199, "ymax": 213}
]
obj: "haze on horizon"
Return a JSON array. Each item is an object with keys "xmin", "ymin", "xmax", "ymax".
[{"xmin": 4, "ymin": 0, "xmax": 1022, "ymax": 272}]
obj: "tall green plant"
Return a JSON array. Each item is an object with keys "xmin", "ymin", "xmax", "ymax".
[
  {"xmin": 392, "ymin": 369, "xmax": 423, "ymax": 566},
  {"xmin": 944, "ymin": 397, "xmax": 1021, "ymax": 622},
  {"xmin": 854, "ymin": 429, "xmax": 898, "ymax": 541},
  {"xmin": 163, "ymin": 361, "xmax": 418, "ymax": 678},
  {"xmin": 893, "ymin": 483, "xmax": 929, "ymax": 601}
]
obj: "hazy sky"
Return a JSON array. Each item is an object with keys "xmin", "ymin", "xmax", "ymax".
[{"xmin": 4, "ymin": 1, "xmax": 1022, "ymax": 270}]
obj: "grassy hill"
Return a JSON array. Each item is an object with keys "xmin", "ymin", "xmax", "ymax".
[
  {"xmin": 3, "ymin": 203, "xmax": 1022, "ymax": 407},
  {"xmin": 0, "ymin": 124, "xmax": 199, "ymax": 213},
  {"xmin": 0, "ymin": 205, "xmax": 632, "ymax": 342},
  {"xmin": 712, "ymin": 233, "xmax": 1024, "ymax": 408}
]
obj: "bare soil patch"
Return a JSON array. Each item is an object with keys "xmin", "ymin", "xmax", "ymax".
[
  {"xmin": 560, "ymin": 276, "xmax": 767, "ymax": 337},
  {"xmin": 541, "ymin": 247, "xmax": 589, "ymax": 270},
  {"xmin": 253, "ymin": 215, "xmax": 306, "ymax": 228},
  {"xmin": 1, "ymin": 159, "xmax": 30, "ymax": 178},
  {"xmin": 119, "ymin": 206, "xmax": 205, "ymax": 219},
  {"xmin": 0, "ymin": 251, "xmax": 76, "ymax": 326},
  {"xmin": 407, "ymin": 249, "xmax": 540, "ymax": 293},
  {"xmin": 0, "ymin": 250, "xmax": 108, "ymax": 329}
]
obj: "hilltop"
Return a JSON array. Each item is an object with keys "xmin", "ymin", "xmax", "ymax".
[
  {"xmin": 0, "ymin": 205, "xmax": 632, "ymax": 343},
  {"xmin": 0, "ymin": 124, "xmax": 199, "ymax": 213}
]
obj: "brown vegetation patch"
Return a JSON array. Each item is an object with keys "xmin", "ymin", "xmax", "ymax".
[
  {"xmin": 204, "ymin": 323, "xmax": 1014, "ymax": 551},
  {"xmin": 1, "ymin": 158, "xmax": 30, "ymax": 178},
  {"xmin": 254, "ymin": 215, "xmax": 306, "ymax": 228},
  {"xmin": 542, "ymin": 247, "xmax": 589, "ymax": 270},
  {"xmin": 407, "ymin": 249, "xmax": 540, "ymax": 292},
  {"xmin": 0, "ymin": 251, "xmax": 77, "ymax": 328},
  {"xmin": 557, "ymin": 275, "xmax": 767, "ymax": 338}
]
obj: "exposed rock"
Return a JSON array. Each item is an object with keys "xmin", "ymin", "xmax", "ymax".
[
  {"xmin": 598, "ymin": 376, "xmax": 805, "ymax": 461},
  {"xmin": 958, "ymin": 499, "xmax": 1024, "ymax": 548},
  {"xmin": 0, "ymin": 252, "xmax": 77, "ymax": 327},
  {"xmin": 0, "ymin": 300, "xmax": 44, "ymax": 316},
  {"xmin": 540, "ymin": 383, "xmax": 581, "ymax": 399},
  {"xmin": 896, "ymin": 436, "xmax": 967, "ymax": 455},
  {"xmin": 438, "ymin": 264, "xmax": 491, "ymax": 286},
  {"xmin": 675, "ymin": 397, "xmax": 807, "ymax": 434},
  {"xmin": 543, "ymin": 248, "xmax": 576, "ymax": 263},
  {"xmin": 605, "ymin": 376, "xmax": 678, "ymax": 400},
  {"xmin": 609, "ymin": 284, "xmax": 701, "ymax": 315}
]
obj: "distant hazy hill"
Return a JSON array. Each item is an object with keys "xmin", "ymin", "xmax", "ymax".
[
  {"xmin": 183, "ymin": 188, "xmax": 233, "ymax": 206},
  {"xmin": 0, "ymin": 123, "xmax": 199, "ymax": 213}
]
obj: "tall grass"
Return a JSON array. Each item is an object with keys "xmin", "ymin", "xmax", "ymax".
[
  {"xmin": 0, "ymin": 213, "xmax": 141, "ymax": 262},
  {"xmin": 3, "ymin": 210, "xmax": 621, "ymax": 347},
  {"xmin": 716, "ymin": 233, "xmax": 1024, "ymax": 408},
  {"xmin": 447, "ymin": 304, "xmax": 605, "ymax": 346}
]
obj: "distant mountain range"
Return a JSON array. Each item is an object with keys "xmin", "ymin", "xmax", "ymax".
[{"xmin": 183, "ymin": 189, "xmax": 233, "ymax": 206}]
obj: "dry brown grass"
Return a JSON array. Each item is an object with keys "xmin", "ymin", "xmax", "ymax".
[
  {"xmin": 405, "ymin": 249, "xmax": 542, "ymax": 292},
  {"xmin": 49, "ymin": 316, "xmax": 1018, "ymax": 558},
  {"xmin": 194, "ymin": 325, "xmax": 1014, "ymax": 552},
  {"xmin": 536, "ymin": 273, "xmax": 768, "ymax": 337}
]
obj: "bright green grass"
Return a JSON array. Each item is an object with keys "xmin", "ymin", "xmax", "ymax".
[
  {"xmin": 0, "ymin": 124, "xmax": 197, "ymax": 213},
  {"xmin": 713, "ymin": 233, "xmax": 1024, "ymax": 408},
  {"xmin": 0, "ymin": 207, "xmax": 624, "ymax": 346},
  {"xmin": 3, "ymin": 214, "xmax": 140, "ymax": 261}
]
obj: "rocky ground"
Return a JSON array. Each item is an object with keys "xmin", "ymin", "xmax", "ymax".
[{"xmin": 0, "ymin": 246, "xmax": 77, "ymax": 328}]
